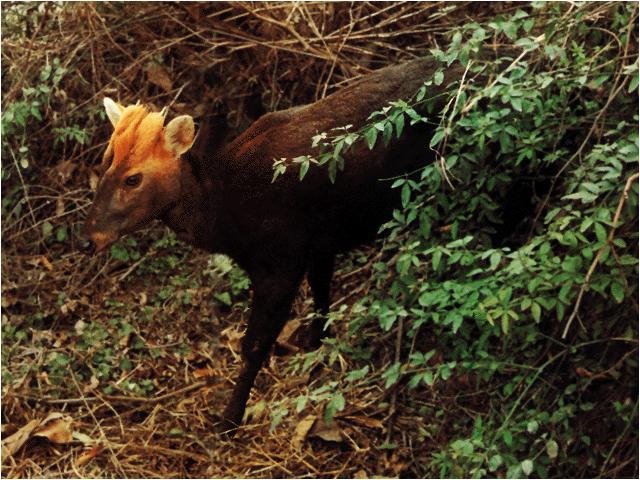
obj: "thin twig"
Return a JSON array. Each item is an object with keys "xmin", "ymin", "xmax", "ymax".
[
  {"xmin": 21, "ymin": 380, "xmax": 208, "ymax": 406},
  {"xmin": 562, "ymin": 172, "xmax": 639, "ymax": 339},
  {"xmin": 385, "ymin": 315, "xmax": 404, "ymax": 443}
]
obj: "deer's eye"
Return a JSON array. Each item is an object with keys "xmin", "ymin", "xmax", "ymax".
[{"xmin": 124, "ymin": 173, "xmax": 142, "ymax": 188}]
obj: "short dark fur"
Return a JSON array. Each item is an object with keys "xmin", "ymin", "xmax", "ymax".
[{"xmin": 154, "ymin": 57, "xmax": 466, "ymax": 431}]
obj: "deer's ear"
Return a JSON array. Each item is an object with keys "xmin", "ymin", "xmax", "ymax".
[
  {"xmin": 164, "ymin": 115, "xmax": 195, "ymax": 155},
  {"xmin": 103, "ymin": 98, "xmax": 123, "ymax": 128}
]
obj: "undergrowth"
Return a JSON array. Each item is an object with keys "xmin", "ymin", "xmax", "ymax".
[{"xmin": 274, "ymin": 2, "xmax": 639, "ymax": 478}]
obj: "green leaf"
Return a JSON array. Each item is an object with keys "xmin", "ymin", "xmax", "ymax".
[
  {"xmin": 391, "ymin": 178, "xmax": 405, "ymax": 189},
  {"xmin": 619, "ymin": 254, "xmax": 638, "ymax": 266},
  {"xmin": 119, "ymin": 357, "xmax": 133, "ymax": 371},
  {"xmin": 394, "ymin": 113, "xmax": 405, "ymax": 139},
  {"xmin": 299, "ymin": 159, "xmax": 310, "ymax": 180},
  {"xmin": 56, "ymin": 226, "xmax": 68, "ymax": 242},
  {"xmin": 328, "ymin": 160, "xmax": 337, "ymax": 183},
  {"xmin": 432, "ymin": 250, "xmax": 443, "ymax": 271},
  {"xmin": 346, "ymin": 365, "xmax": 369, "ymax": 382},
  {"xmin": 401, "ymin": 183, "xmax": 411, "ymax": 208},
  {"xmin": 546, "ymin": 439, "xmax": 559, "ymax": 460},
  {"xmin": 446, "ymin": 311, "xmax": 464, "ymax": 334},
  {"xmin": 559, "ymin": 283, "xmax": 573, "ymax": 303},
  {"xmin": 563, "ymin": 191, "xmax": 598, "ymax": 203},
  {"xmin": 594, "ymin": 222, "xmax": 607, "ymax": 243},
  {"xmin": 383, "ymin": 362, "xmax": 401, "ymax": 389},
  {"xmin": 629, "ymin": 73, "xmax": 638, "ymax": 93},
  {"xmin": 42, "ymin": 221, "xmax": 53, "ymax": 239},
  {"xmin": 610, "ymin": 282, "xmax": 625, "ymax": 303},
  {"xmin": 110, "ymin": 243, "xmax": 129, "ymax": 262},
  {"xmin": 434, "ymin": 70, "xmax": 444, "ymax": 86},
  {"xmin": 503, "ymin": 429, "xmax": 513, "ymax": 447},
  {"xmin": 324, "ymin": 392, "xmax": 345, "ymax": 423},
  {"xmin": 364, "ymin": 127, "xmax": 378, "ymax": 150},
  {"xmin": 531, "ymin": 302, "xmax": 541, "ymax": 323},
  {"xmin": 523, "ymin": 18, "xmax": 535, "ymax": 33},
  {"xmin": 489, "ymin": 454, "xmax": 503, "ymax": 472},
  {"xmin": 214, "ymin": 292, "xmax": 232, "ymax": 306},
  {"xmin": 382, "ymin": 121, "xmax": 393, "ymax": 146},
  {"xmin": 408, "ymin": 373, "xmax": 422, "ymax": 389},
  {"xmin": 498, "ymin": 287, "xmax": 513, "ymax": 304},
  {"xmin": 429, "ymin": 128, "xmax": 445, "ymax": 148},
  {"xmin": 501, "ymin": 314, "xmax": 510, "ymax": 335},
  {"xmin": 270, "ymin": 408, "xmax": 288, "ymax": 432},
  {"xmin": 503, "ymin": 21, "xmax": 518, "ymax": 39},
  {"xmin": 521, "ymin": 459, "xmax": 534, "ymax": 476},
  {"xmin": 489, "ymin": 252, "xmax": 501, "ymax": 270}
]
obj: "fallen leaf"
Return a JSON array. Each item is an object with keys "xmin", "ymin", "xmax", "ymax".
[
  {"xmin": 277, "ymin": 317, "xmax": 302, "ymax": 346},
  {"xmin": 72, "ymin": 431, "xmax": 96, "ymax": 445},
  {"xmin": 245, "ymin": 400, "xmax": 267, "ymax": 423},
  {"xmin": 292, "ymin": 414, "xmax": 316, "ymax": 450},
  {"xmin": 118, "ymin": 331, "xmax": 131, "ymax": 347},
  {"xmin": 89, "ymin": 170, "xmax": 99, "ymax": 191},
  {"xmin": 74, "ymin": 320, "xmax": 87, "ymax": 335},
  {"xmin": 60, "ymin": 300, "xmax": 77, "ymax": 315},
  {"xmin": 220, "ymin": 326, "xmax": 243, "ymax": 355},
  {"xmin": 309, "ymin": 417, "xmax": 343, "ymax": 443},
  {"xmin": 1, "ymin": 293, "xmax": 18, "ymax": 308},
  {"xmin": 55, "ymin": 197, "xmax": 65, "ymax": 216},
  {"xmin": 75, "ymin": 445, "xmax": 102, "ymax": 467},
  {"xmin": 576, "ymin": 367, "xmax": 593, "ymax": 378},
  {"xmin": 38, "ymin": 371, "xmax": 51, "ymax": 386},
  {"xmin": 193, "ymin": 367, "xmax": 216, "ymax": 379},
  {"xmin": 34, "ymin": 414, "xmax": 73, "ymax": 444},
  {"xmin": 145, "ymin": 63, "xmax": 173, "ymax": 93},
  {"xmin": 55, "ymin": 159, "xmax": 76, "ymax": 184},
  {"xmin": 83, "ymin": 375, "xmax": 99, "ymax": 393},
  {"xmin": 40, "ymin": 256, "xmax": 54, "ymax": 271},
  {"xmin": 343, "ymin": 415, "xmax": 384, "ymax": 429},
  {"xmin": 1, "ymin": 419, "xmax": 40, "ymax": 463},
  {"xmin": 386, "ymin": 450, "xmax": 407, "ymax": 475},
  {"xmin": 354, "ymin": 470, "xmax": 368, "ymax": 479}
]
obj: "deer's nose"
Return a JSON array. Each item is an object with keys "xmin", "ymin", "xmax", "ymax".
[{"xmin": 80, "ymin": 239, "xmax": 96, "ymax": 255}]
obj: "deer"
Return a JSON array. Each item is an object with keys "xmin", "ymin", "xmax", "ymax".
[{"xmin": 82, "ymin": 56, "xmax": 462, "ymax": 433}]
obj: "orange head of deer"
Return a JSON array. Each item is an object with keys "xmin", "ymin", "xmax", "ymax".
[{"xmin": 82, "ymin": 98, "xmax": 196, "ymax": 254}]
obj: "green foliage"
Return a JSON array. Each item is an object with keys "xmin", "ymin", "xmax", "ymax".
[
  {"xmin": 1, "ymin": 57, "xmax": 88, "ymax": 174},
  {"xmin": 274, "ymin": 2, "xmax": 638, "ymax": 477},
  {"xmin": 1, "ymin": 38, "xmax": 98, "ymax": 259}
]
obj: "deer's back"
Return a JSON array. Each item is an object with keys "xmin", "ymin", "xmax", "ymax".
[{"xmin": 209, "ymin": 57, "xmax": 459, "ymax": 261}]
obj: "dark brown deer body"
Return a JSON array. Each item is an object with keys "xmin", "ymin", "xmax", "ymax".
[{"xmin": 83, "ymin": 56, "xmax": 461, "ymax": 432}]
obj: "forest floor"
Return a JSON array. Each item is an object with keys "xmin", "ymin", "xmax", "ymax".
[{"xmin": 2, "ymin": 235, "xmax": 439, "ymax": 478}]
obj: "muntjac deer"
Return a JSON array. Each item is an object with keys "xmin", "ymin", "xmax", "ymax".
[{"xmin": 83, "ymin": 57, "xmax": 461, "ymax": 433}]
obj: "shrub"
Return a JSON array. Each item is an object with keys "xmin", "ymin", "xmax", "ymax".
[{"xmin": 281, "ymin": 2, "xmax": 638, "ymax": 477}]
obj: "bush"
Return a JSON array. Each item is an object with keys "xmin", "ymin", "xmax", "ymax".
[{"xmin": 281, "ymin": 2, "xmax": 638, "ymax": 477}]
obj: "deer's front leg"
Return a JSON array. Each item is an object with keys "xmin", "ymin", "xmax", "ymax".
[{"xmin": 220, "ymin": 269, "xmax": 302, "ymax": 434}]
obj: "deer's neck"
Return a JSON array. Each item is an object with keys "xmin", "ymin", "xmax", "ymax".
[{"xmin": 161, "ymin": 158, "xmax": 224, "ymax": 252}]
